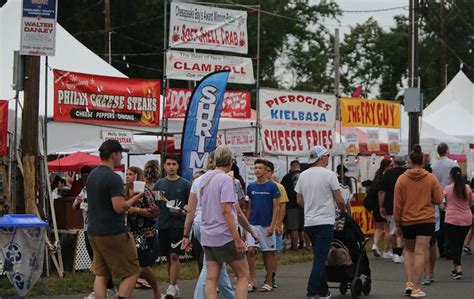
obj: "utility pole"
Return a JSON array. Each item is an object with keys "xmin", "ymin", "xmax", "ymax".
[
  {"xmin": 104, "ymin": 0, "xmax": 111, "ymax": 64},
  {"xmin": 440, "ymin": 0, "xmax": 447, "ymax": 88},
  {"xmin": 408, "ymin": 0, "xmax": 420, "ymax": 152},
  {"xmin": 334, "ymin": 28, "xmax": 341, "ymax": 174},
  {"xmin": 20, "ymin": 55, "xmax": 40, "ymax": 215}
]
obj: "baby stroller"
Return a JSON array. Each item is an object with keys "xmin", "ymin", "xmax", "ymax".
[{"xmin": 326, "ymin": 213, "xmax": 371, "ymax": 298}]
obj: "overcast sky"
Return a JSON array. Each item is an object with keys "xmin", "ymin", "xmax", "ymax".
[{"xmin": 323, "ymin": 0, "xmax": 409, "ymax": 37}]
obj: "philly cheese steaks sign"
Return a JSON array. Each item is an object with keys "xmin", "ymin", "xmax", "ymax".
[
  {"xmin": 54, "ymin": 70, "xmax": 161, "ymax": 127},
  {"xmin": 169, "ymin": 1, "xmax": 248, "ymax": 54},
  {"xmin": 259, "ymin": 88, "xmax": 337, "ymax": 156}
]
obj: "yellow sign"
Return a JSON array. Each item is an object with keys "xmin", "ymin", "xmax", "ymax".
[
  {"xmin": 351, "ymin": 204, "xmax": 375, "ymax": 235},
  {"xmin": 341, "ymin": 98, "xmax": 400, "ymax": 129}
]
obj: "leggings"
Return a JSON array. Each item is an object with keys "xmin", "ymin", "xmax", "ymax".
[{"xmin": 445, "ymin": 223, "xmax": 471, "ymax": 266}]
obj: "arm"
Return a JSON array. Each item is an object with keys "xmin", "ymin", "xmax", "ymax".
[
  {"xmin": 236, "ymin": 203, "xmax": 258, "ymax": 241},
  {"xmin": 333, "ymin": 189, "xmax": 346, "ymax": 213},
  {"xmin": 183, "ymin": 192, "xmax": 197, "ymax": 238},
  {"xmin": 276, "ymin": 202, "xmax": 287, "ymax": 235},
  {"xmin": 222, "ymin": 202, "xmax": 245, "ymax": 254},
  {"xmin": 112, "ymin": 192, "xmax": 144, "ymax": 214},
  {"xmin": 297, "ymin": 192, "xmax": 304, "ymax": 207},
  {"xmin": 378, "ymin": 191, "xmax": 386, "ymax": 219},
  {"xmin": 267, "ymin": 198, "xmax": 279, "ymax": 236},
  {"xmin": 245, "ymin": 199, "xmax": 252, "ymax": 220},
  {"xmin": 431, "ymin": 178, "xmax": 443, "ymax": 205},
  {"xmin": 72, "ymin": 195, "xmax": 83, "ymax": 209},
  {"xmin": 393, "ymin": 181, "xmax": 402, "ymax": 227}
]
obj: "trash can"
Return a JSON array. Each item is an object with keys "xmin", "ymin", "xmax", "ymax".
[{"xmin": 0, "ymin": 214, "xmax": 48, "ymax": 297}]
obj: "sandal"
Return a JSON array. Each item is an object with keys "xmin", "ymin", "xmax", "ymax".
[
  {"xmin": 411, "ymin": 288, "xmax": 426, "ymax": 297},
  {"xmin": 405, "ymin": 282, "xmax": 413, "ymax": 296},
  {"xmin": 258, "ymin": 283, "xmax": 273, "ymax": 292},
  {"xmin": 247, "ymin": 284, "xmax": 257, "ymax": 292}
]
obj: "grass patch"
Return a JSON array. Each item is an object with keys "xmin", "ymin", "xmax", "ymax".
[{"xmin": 0, "ymin": 249, "xmax": 313, "ymax": 297}]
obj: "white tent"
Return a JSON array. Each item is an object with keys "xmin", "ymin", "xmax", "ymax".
[{"xmin": 423, "ymin": 70, "xmax": 474, "ymax": 143}]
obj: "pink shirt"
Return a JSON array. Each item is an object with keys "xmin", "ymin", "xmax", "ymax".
[{"xmin": 444, "ymin": 184, "xmax": 473, "ymax": 226}]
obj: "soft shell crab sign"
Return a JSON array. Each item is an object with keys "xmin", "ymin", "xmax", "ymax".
[
  {"xmin": 259, "ymin": 88, "xmax": 337, "ymax": 156},
  {"xmin": 180, "ymin": 71, "xmax": 230, "ymax": 181}
]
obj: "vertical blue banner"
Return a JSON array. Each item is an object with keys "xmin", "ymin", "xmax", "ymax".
[{"xmin": 180, "ymin": 71, "xmax": 230, "ymax": 181}]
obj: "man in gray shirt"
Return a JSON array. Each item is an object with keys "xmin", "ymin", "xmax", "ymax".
[
  {"xmin": 154, "ymin": 154, "xmax": 191, "ymax": 298},
  {"xmin": 432, "ymin": 142, "xmax": 458, "ymax": 258},
  {"xmin": 87, "ymin": 140, "xmax": 143, "ymax": 299}
]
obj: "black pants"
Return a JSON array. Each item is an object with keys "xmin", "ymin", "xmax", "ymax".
[
  {"xmin": 84, "ymin": 231, "xmax": 115, "ymax": 289},
  {"xmin": 444, "ymin": 223, "xmax": 470, "ymax": 266}
]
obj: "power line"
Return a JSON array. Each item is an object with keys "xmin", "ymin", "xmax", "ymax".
[
  {"xmin": 112, "ymin": 59, "xmax": 163, "ymax": 73},
  {"xmin": 112, "ymin": 32, "xmax": 163, "ymax": 51},
  {"xmin": 341, "ymin": 6, "xmax": 408, "ymax": 13}
]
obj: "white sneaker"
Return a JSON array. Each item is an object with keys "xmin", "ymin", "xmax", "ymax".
[
  {"xmin": 371, "ymin": 244, "xmax": 381, "ymax": 257},
  {"xmin": 166, "ymin": 284, "xmax": 180, "ymax": 298},
  {"xmin": 107, "ymin": 288, "xmax": 118, "ymax": 299},
  {"xmin": 382, "ymin": 251, "xmax": 393, "ymax": 259},
  {"xmin": 393, "ymin": 254, "xmax": 404, "ymax": 264},
  {"xmin": 84, "ymin": 292, "xmax": 95, "ymax": 299}
]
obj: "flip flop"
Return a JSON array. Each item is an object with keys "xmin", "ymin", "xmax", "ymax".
[
  {"xmin": 258, "ymin": 283, "xmax": 273, "ymax": 292},
  {"xmin": 247, "ymin": 284, "xmax": 257, "ymax": 292}
]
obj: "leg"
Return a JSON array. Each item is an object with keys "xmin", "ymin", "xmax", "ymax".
[
  {"xmin": 404, "ymin": 239, "xmax": 416, "ymax": 284},
  {"xmin": 372, "ymin": 221, "xmax": 383, "ymax": 256},
  {"xmin": 140, "ymin": 267, "xmax": 161, "ymax": 299},
  {"xmin": 169, "ymin": 253, "xmax": 180, "ymax": 285},
  {"xmin": 205, "ymin": 261, "xmax": 221, "ymax": 299},
  {"xmin": 193, "ymin": 254, "xmax": 207, "ymax": 299},
  {"xmin": 262, "ymin": 251, "xmax": 276, "ymax": 285},
  {"xmin": 247, "ymin": 247, "xmax": 257, "ymax": 287},
  {"xmin": 429, "ymin": 242, "xmax": 437, "ymax": 276},
  {"xmin": 228, "ymin": 258, "xmax": 250, "ymax": 299},
  {"xmin": 383, "ymin": 222, "xmax": 391, "ymax": 253},
  {"xmin": 118, "ymin": 273, "xmax": 140, "ymax": 299},
  {"xmin": 217, "ymin": 263, "xmax": 236, "ymax": 299},
  {"xmin": 305, "ymin": 225, "xmax": 333, "ymax": 297},
  {"xmin": 289, "ymin": 230, "xmax": 299, "ymax": 250},
  {"xmin": 93, "ymin": 276, "xmax": 109, "ymax": 299},
  {"xmin": 437, "ymin": 211, "xmax": 446, "ymax": 257},
  {"xmin": 412, "ymin": 236, "xmax": 430, "ymax": 290}
]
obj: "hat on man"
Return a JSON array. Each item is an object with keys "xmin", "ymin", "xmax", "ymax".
[
  {"xmin": 308, "ymin": 145, "xmax": 329, "ymax": 164},
  {"xmin": 393, "ymin": 154, "xmax": 407, "ymax": 164},
  {"xmin": 99, "ymin": 139, "xmax": 129, "ymax": 153}
]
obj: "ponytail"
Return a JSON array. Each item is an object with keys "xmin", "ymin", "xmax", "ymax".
[{"xmin": 450, "ymin": 166, "xmax": 467, "ymax": 200}]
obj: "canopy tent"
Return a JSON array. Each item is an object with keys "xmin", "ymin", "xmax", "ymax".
[
  {"xmin": 48, "ymin": 152, "xmax": 124, "ymax": 172},
  {"xmin": 423, "ymin": 70, "xmax": 474, "ymax": 143}
]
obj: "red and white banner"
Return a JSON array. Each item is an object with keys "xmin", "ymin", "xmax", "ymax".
[
  {"xmin": 0, "ymin": 100, "xmax": 8, "ymax": 156},
  {"xmin": 53, "ymin": 70, "xmax": 161, "ymax": 127},
  {"xmin": 169, "ymin": 2, "xmax": 248, "ymax": 54},
  {"xmin": 259, "ymin": 88, "xmax": 337, "ymax": 156},
  {"xmin": 166, "ymin": 50, "xmax": 254, "ymax": 84},
  {"xmin": 225, "ymin": 128, "xmax": 255, "ymax": 154},
  {"xmin": 165, "ymin": 88, "xmax": 251, "ymax": 118}
]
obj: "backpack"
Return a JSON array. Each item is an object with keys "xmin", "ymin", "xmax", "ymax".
[
  {"xmin": 326, "ymin": 239, "xmax": 353, "ymax": 267},
  {"xmin": 363, "ymin": 187, "xmax": 377, "ymax": 211}
]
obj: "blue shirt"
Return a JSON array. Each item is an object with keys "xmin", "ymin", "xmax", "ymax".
[{"xmin": 247, "ymin": 180, "xmax": 281, "ymax": 227}]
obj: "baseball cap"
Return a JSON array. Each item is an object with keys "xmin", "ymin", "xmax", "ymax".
[
  {"xmin": 393, "ymin": 154, "xmax": 407, "ymax": 164},
  {"xmin": 308, "ymin": 145, "xmax": 329, "ymax": 164},
  {"xmin": 99, "ymin": 139, "xmax": 129, "ymax": 153}
]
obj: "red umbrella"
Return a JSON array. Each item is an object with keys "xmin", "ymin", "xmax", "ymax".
[{"xmin": 48, "ymin": 152, "xmax": 125, "ymax": 172}]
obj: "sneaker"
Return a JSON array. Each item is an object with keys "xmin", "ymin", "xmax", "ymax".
[
  {"xmin": 319, "ymin": 291, "xmax": 331, "ymax": 298},
  {"xmin": 451, "ymin": 269, "xmax": 457, "ymax": 277},
  {"xmin": 405, "ymin": 282, "xmax": 413, "ymax": 296},
  {"xmin": 372, "ymin": 244, "xmax": 381, "ymax": 257},
  {"xmin": 463, "ymin": 245, "xmax": 473, "ymax": 254},
  {"xmin": 411, "ymin": 288, "xmax": 426, "ymax": 297},
  {"xmin": 84, "ymin": 292, "xmax": 95, "ymax": 299},
  {"xmin": 453, "ymin": 271, "xmax": 463, "ymax": 280},
  {"xmin": 421, "ymin": 277, "xmax": 431, "ymax": 286},
  {"xmin": 393, "ymin": 254, "xmax": 404, "ymax": 264},
  {"xmin": 165, "ymin": 285, "xmax": 178, "ymax": 299},
  {"xmin": 107, "ymin": 287, "xmax": 118, "ymax": 299},
  {"xmin": 383, "ymin": 251, "xmax": 394, "ymax": 259}
]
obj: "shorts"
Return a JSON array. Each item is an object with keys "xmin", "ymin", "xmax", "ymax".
[
  {"xmin": 158, "ymin": 228, "xmax": 184, "ymax": 257},
  {"xmin": 203, "ymin": 241, "xmax": 245, "ymax": 264},
  {"xmin": 88, "ymin": 232, "xmax": 141, "ymax": 279},
  {"xmin": 137, "ymin": 234, "xmax": 160, "ymax": 267},
  {"xmin": 373, "ymin": 208, "xmax": 386, "ymax": 223},
  {"xmin": 245, "ymin": 225, "xmax": 276, "ymax": 251},
  {"xmin": 385, "ymin": 215, "xmax": 398, "ymax": 235},
  {"xmin": 287, "ymin": 208, "xmax": 304, "ymax": 231},
  {"xmin": 400, "ymin": 223, "xmax": 435, "ymax": 240}
]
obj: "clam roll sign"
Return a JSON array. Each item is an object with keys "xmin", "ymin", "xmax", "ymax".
[
  {"xmin": 166, "ymin": 50, "xmax": 254, "ymax": 84},
  {"xmin": 259, "ymin": 88, "xmax": 337, "ymax": 156},
  {"xmin": 180, "ymin": 71, "xmax": 230, "ymax": 181},
  {"xmin": 169, "ymin": 1, "xmax": 248, "ymax": 54},
  {"xmin": 20, "ymin": 0, "xmax": 58, "ymax": 56}
]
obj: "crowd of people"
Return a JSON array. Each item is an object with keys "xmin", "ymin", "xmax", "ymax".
[{"xmin": 53, "ymin": 138, "xmax": 474, "ymax": 299}]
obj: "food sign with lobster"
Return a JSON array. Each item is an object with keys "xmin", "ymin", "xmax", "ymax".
[{"xmin": 53, "ymin": 69, "xmax": 161, "ymax": 127}]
